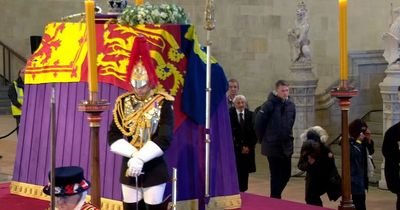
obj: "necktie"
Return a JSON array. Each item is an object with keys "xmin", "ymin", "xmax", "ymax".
[{"xmin": 239, "ymin": 112, "xmax": 244, "ymax": 126}]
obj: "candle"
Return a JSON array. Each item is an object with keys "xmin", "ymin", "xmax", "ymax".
[
  {"xmin": 85, "ymin": 0, "xmax": 98, "ymax": 93},
  {"xmin": 339, "ymin": 0, "xmax": 348, "ymax": 81},
  {"xmin": 136, "ymin": 0, "xmax": 144, "ymax": 6}
]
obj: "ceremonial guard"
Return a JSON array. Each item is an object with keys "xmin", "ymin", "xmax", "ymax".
[
  {"xmin": 42, "ymin": 166, "xmax": 99, "ymax": 210},
  {"xmin": 108, "ymin": 36, "xmax": 174, "ymax": 210}
]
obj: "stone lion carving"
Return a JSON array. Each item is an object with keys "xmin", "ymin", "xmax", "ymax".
[
  {"xmin": 383, "ymin": 7, "xmax": 400, "ymax": 65},
  {"xmin": 288, "ymin": 1, "xmax": 311, "ymax": 63}
]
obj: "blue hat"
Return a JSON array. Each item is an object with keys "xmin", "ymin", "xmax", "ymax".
[{"xmin": 43, "ymin": 166, "xmax": 90, "ymax": 197}]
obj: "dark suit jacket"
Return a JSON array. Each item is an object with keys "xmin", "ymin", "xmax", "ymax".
[{"xmin": 229, "ymin": 107, "xmax": 257, "ymax": 173}]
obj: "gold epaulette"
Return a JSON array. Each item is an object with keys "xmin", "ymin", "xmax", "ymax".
[
  {"xmin": 156, "ymin": 91, "xmax": 175, "ymax": 101},
  {"xmin": 114, "ymin": 91, "xmax": 133, "ymax": 104}
]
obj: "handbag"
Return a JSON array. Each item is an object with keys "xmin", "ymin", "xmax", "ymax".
[{"xmin": 327, "ymin": 158, "xmax": 342, "ymax": 201}]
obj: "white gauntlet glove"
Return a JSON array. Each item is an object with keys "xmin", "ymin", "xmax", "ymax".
[
  {"xmin": 110, "ymin": 139, "xmax": 138, "ymax": 158},
  {"xmin": 126, "ymin": 141, "xmax": 163, "ymax": 177},
  {"xmin": 127, "ymin": 157, "xmax": 144, "ymax": 177}
]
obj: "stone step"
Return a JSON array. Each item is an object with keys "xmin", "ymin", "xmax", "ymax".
[
  {"xmin": 367, "ymin": 121, "xmax": 383, "ymax": 135},
  {"xmin": 0, "ymin": 86, "xmax": 11, "ymax": 115},
  {"xmin": 0, "ymin": 107, "xmax": 11, "ymax": 115},
  {"xmin": 0, "ymin": 99, "xmax": 10, "ymax": 107},
  {"xmin": 363, "ymin": 110, "xmax": 383, "ymax": 123}
]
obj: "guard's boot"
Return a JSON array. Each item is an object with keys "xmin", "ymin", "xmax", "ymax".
[
  {"xmin": 123, "ymin": 200, "xmax": 146, "ymax": 210},
  {"xmin": 146, "ymin": 203, "xmax": 164, "ymax": 210},
  {"xmin": 146, "ymin": 196, "xmax": 172, "ymax": 210}
]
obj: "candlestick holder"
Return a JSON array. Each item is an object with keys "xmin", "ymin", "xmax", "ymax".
[
  {"xmin": 330, "ymin": 84, "xmax": 357, "ymax": 210},
  {"xmin": 78, "ymin": 99, "xmax": 109, "ymax": 208}
]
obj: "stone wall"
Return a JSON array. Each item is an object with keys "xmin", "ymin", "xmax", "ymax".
[{"xmin": 0, "ymin": 0, "xmax": 395, "ymax": 107}]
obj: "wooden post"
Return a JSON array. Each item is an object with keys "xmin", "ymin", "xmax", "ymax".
[
  {"xmin": 331, "ymin": 82, "xmax": 357, "ymax": 210},
  {"xmin": 81, "ymin": 0, "xmax": 110, "ymax": 208},
  {"xmin": 78, "ymin": 100, "xmax": 109, "ymax": 208}
]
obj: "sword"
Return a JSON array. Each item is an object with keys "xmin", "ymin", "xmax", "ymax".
[{"xmin": 136, "ymin": 175, "xmax": 139, "ymax": 210}]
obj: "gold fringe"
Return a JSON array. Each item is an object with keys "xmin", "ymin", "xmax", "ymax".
[{"xmin": 9, "ymin": 181, "xmax": 241, "ymax": 210}]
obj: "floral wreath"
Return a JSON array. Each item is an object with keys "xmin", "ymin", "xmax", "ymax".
[{"xmin": 118, "ymin": 2, "xmax": 190, "ymax": 25}]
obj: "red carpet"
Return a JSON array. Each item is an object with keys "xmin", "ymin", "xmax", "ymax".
[
  {"xmin": 0, "ymin": 182, "xmax": 333, "ymax": 210},
  {"xmin": 240, "ymin": 192, "xmax": 333, "ymax": 210},
  {"xmin": 0, "ymin": 182, "xmax": 48, "ymax": 210}
]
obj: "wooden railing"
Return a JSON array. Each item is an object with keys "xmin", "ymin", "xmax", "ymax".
[{"xmin": 0, "ymin": 40, "xmax": 27, "ymax": 86}]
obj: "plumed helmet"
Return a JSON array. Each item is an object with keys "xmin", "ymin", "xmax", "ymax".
[{"xmin": 127, "ymin": 35, "xmax": 158, "ymax": 89}]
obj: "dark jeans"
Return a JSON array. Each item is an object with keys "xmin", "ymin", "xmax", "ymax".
[
  {"xmin": 267, "ymin": 155, "xmax": 291, "ymax": 199},
  {"xmin": 352, "ymin": 194, "xmax": 366, "ymax": 210}
]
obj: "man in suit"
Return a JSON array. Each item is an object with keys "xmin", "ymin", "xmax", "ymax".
[{"xmin": 229, "ymin": 95, "xmax": 257, "ymax": 192}]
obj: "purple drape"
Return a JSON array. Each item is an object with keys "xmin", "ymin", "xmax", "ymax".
[{"xmin": 12, "ymin": 82, "xmax": 239, "ymax": 201}]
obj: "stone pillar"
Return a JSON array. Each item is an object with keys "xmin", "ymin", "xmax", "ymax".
[
  {"xmin": 378, "ymin": 63, "xmax": 400, "ymax": 189},
  {"xmin": 288, "ymin": 62, "xmax": 318, "ymax": 175}
]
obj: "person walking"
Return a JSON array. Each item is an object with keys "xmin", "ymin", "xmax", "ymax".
[
  {"xmin": 298, "ymin": 126, "xmax": 341, "ymax": 206},
  {"xmin": 254, "ymin": 80, "xmax": 296, "ymax": 199}
]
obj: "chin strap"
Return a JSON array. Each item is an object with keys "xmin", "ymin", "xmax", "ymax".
[
  {"xmin": 136, "ymin": 141, "xmax": 163, "ymax": 163},
  {"xmin": 110, "ymin": 139, "xmax": 139, "ymax": 158}
]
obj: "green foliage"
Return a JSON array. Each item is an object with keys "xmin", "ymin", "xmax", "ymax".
[{"xmin": 118, "ymin": 2, "xmax": 190, "ymax": 25}]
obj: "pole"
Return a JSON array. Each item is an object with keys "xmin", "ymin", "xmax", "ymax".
[
  {"xmin": 203, "ymin": 0, "xmax": 215, "ymax": 205},
  {"xmin": 50, "ymin": 85, "xmax": 56, "ymax": 210},
  {"xmin": 331, "ymin": 83, "xmax": 357, "ymax": 210},
  {"xmin": 80, "ymin": 1, "xmax": 110, "ymax": 207},
  {"xmin": 172, "ymin": 168, "xmax": 177, "ymax": 210}
]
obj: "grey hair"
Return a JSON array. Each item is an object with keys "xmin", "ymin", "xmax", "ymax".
[
  {"xmin": 300, "ymin": 126, "xmax": 329, "ymax": 143},
  {"xmin": 233, "ymin": 95, "xmax": 247, "ymax": 104}
]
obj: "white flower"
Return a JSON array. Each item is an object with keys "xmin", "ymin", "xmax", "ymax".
[
  {"xmin": 151, "ymin": 10, "xmax": 160, "ymax": 16},
  {"xmin": 118, "ymin": 3, "xmax": 189, "ymax": 25},
  {"xmin": 160, "ymin": 12, "xmax": 168, "ymax": 19}
]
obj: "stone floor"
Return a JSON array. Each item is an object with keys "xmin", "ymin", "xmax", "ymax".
[{"xmin": 0, "ymin": 114, "xmax": 397, "ymax": 209}]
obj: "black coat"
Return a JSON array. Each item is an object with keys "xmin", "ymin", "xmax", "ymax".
[
  {"xmin": 382, "ymin": 122, "xmax": 400, "ymax": 194},
  {"xmin": 254, "ymin": 92, "xmax": 296, "ymax": 157},
  {"xmin": 298, "ymin": 140, "xmax": 341, "ymax": 201},
  {"xmin": 229, "ymin": 108, "xmax": 257, "ymax": 173},
  {"xmin": 349, "ymin": 137, "xmax": 374, "ymax": 194}
]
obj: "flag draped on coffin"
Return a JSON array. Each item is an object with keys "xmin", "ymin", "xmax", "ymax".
[{"xmin": 11, "ymin": 22, "xmax": 240, "ymax": 208}]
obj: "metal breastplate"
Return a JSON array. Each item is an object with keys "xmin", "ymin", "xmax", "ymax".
[{"xmin": 123, "ymin": 95, "xmax": 161, "ymax": 148}]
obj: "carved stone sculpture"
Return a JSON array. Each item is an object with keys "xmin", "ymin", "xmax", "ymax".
[
  {"xmin": 383, "ymin": 7, "xmax": 400, "ymax": 65},
  {"xmin": 288, "ymin": 1, "xmax": 311, "ymax": 63}
]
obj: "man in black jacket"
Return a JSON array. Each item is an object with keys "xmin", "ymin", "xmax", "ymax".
[
  {"xmin": 229, "ymin": 95, "xmax": 257, "ymax": 192},
  {"xmin": 382, "ymin": 121, "xmax": 400, "ymax": 210},
  {"xmin": 254, "ymin": 80, "xmax": 296, "ymax": 199}
]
